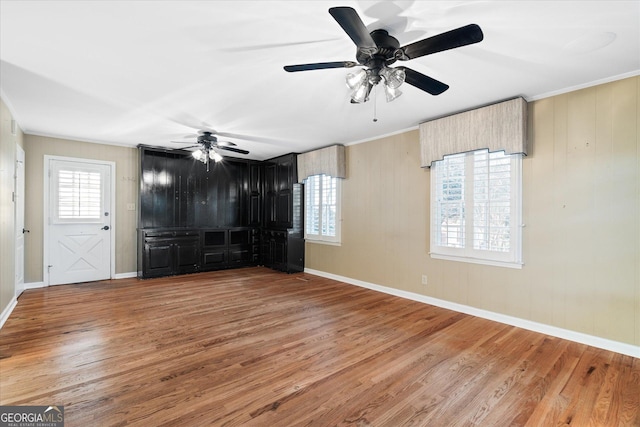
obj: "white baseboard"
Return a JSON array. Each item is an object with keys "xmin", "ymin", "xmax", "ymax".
[
  {"xmin": 23, "ymin": 273, "xmax": 136, "ymax": 289},
  {"xmin": 0, "ymin": 296, "xmax": 18, "ymax": 329},
  {"xmin": 2, "ymin": 274, "xmax": 136, "ymax": 330},
  {"xmin": 24, "ymin": 281, "xmax": 46, "ymax": 290},
  {"xmin": 305, "ymin": 268, "xmax": 640, "ymax": 359}
]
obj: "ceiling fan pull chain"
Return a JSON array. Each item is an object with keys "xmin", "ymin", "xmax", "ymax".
[{"xmin": 373, "ymin": 84, "xmax": 378, "ymax": 123}]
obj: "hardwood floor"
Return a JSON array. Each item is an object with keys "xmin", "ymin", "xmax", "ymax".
[{"xmin": 1, "ymin": 267, "xmax": 638, "ymax": 426}]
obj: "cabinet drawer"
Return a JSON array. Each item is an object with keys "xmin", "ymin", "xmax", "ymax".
[
  {"xmin": 203, "ymin": 250, "xmax": 226, "ymax": 266},
  {"xmin": 144, "ymin": 230, "xmax": 198, "ymax": 238}
]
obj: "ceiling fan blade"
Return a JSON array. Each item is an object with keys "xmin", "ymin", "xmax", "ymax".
[
  {"xmin": 217, "ymin": 146, "xmax": 249, "ymax": 155},
  {"xmin": 170, "ymin": 142, "xmax": 200, "ymax": 149},
  {"xmin": 215, "ymin": 140, "xmax": 237, "ymax": 147},
  {"xmin": 399, "ymin": 24, "xmax": 483, "ymax": 60},
  {"xmin": 284, "ymin": 61, "xmax": 357, "ymax": 72},
  {"xmin": 328, "ymin": 7, "xmax": 377, "ymax": 52},
  {"xmin": 400, "ymin": 67, "xmax": 449, "ymax": 95}
]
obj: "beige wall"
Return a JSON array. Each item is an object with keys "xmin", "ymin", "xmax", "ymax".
[
  {"xmin": 306, "ymin": 76, "xmax": 640, "ymax": 347},
  {"xmin": 24, "ymin": 135, "xmax": 138, "ymax": 282},
  {"xmin": 0, "ymin": 98, "xmax": 24, "ymax": 317}
]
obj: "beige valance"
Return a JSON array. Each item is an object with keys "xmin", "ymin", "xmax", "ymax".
[
  {"xmin": 297, "ymin": 144, "xmax": 346, "ymax": 182},
  {"xmin": 419, "ymin": 97, "xmax": 528, "ymax": 168}
]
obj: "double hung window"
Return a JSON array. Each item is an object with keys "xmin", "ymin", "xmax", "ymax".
[
  {"xmin": 305, "ymin": 174, "xmax": 341, "ymax": 244},
  {"xmin": 430, "ymin": 149, "xmax": 522, "ymax": 268}
]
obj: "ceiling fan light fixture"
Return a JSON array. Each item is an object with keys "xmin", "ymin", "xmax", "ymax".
[
  {"xmin": 346, "ymin": 68, "xmax": 368, "ymax": 90},
  {"xmin": 384, "ymin": 84, "xmax": 402, "ymax": 102},
  {"xmin": 380, "ymin": 66, "xmax": 405, "ymax": 89},
  {"xmin": 350, "ymin": 80, "xmax": 373, "ymax": 103},
  {"xmin": 192, "ymin": 149, "xmax": 204, "ymax": 160},
  {"xmin": 210, "ymin": 150, "xmax": 223, "ymax": 163}
]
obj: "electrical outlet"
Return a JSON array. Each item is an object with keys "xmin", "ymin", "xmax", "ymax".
[
  {"xmin": 421, "ymin": 275, "xmax": 428, "ymax": 285},
  {"xmin": 127, "ymin": 203, "xmax": 136, "ymax": 211}
]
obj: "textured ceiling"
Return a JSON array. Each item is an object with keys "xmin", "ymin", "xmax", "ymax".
[{"xmin": 1, "ymin": 1, "xmax": 638, "ymax": 160}]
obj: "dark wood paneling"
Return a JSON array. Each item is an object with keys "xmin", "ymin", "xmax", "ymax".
[{"xmin": 139, "ymin": 147, "xmax": 251, "ymax": 229}]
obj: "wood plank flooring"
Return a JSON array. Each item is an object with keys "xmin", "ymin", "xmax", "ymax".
[{"xmin": 0, "ymin": 267, "xmax": 638, "ymax": 426}]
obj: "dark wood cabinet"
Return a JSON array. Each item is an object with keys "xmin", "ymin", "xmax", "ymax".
[
  {"xmin": 138, "ymin": 147, "xmax": 303, "ymax": 278},
  {"xmin": 248, "ymin": 162, "xmax": 262, "ymax": 227},
  {"xmin": 140, "ymin": 229, "xmax": 200, "ymax": 278},
  {"xmin": 261, "ymin": 153, "xmax": 304, "ymax": 273},
  {"xmin": 200, "ymin": 227, "xmax": 258, "ymax": 271},
  {"xmin": 139, "ymin": 227, "xmax": 259, "ymax": 278},
  {"xmin": 228, "ymin": 228, "xmax": 252, "ymax": 266},
  {"xmin": 201, "ymin": 229, "xmax": 227, "ymax": 269},
  {"xmin": 261, "ymin": 229, "xmax": 304, "ymax": 273}
]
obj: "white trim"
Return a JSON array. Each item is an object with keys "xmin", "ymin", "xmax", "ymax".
[
  {"xmin": 0, "ymin": 296, "xmax": 18, "ymax": 330},
  {"xmin": 345, "ymin": 125, "xmax": 419, "ymax": 146},
  {"xmin": 304, "ymin": 268, "xmax": 640, "ymax": 359},
  {"xmin": 24, "ymin": 281, "xmax": 46, "ymax": 290},
  {"xmin": 44, "ymin": 155, "xmax": 117, "ymax": 285},
  {"xmin": 429, "ymin": 253, "xmax": 523, "ymax": 269},
  {"xmin": 305, "ymin": 240, "xmax": 342, "ymax": 247},
  {"xmin": 15, "ymin": 144, "xmax": 26, "ymax": 298},
  {"xmin": 528, "ymin": 70, "xmax": 640, "ymax": 101},
  {"xmin": 114, "ymin": 272, "xmax": 137, "ymax": 279}
]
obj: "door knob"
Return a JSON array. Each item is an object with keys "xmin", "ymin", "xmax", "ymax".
[
  {"xmin": 22, "ymin": 228, "xmax": 30, "ymax": 233},
  {"xmin": 101, "ymin": 225, "xmax": 110, "ymax": 230}
]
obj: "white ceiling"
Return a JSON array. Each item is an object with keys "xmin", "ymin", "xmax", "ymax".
[{"xmin": 1, "ymin": 1, "xmax": 639, "ymax": 160}]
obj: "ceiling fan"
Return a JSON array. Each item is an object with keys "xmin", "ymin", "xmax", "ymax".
[
  {"xmin": 172, "ymin": 131, "xmax": 249, "ymax": 171},
  {"xmin": 283, "ymin": 6, "xmax": 483, "ymax": 103}
]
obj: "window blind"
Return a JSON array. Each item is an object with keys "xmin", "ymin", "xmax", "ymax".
[{"xmin": 57, "ymin": 169, "xmax": 102, "ymax": 219}]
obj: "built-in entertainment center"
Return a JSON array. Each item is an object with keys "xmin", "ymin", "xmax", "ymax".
[{"xmin": 137, "ymin": 146, "xmax": 304, "ymax": 278}]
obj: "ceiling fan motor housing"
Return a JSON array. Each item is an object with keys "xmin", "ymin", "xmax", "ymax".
[{"xmin": 356, "ymin": 29, "xmax": 400, "ymax": 68}]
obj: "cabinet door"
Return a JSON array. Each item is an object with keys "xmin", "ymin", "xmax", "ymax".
[
  {"xmin": 261, "ymin": 231, "xmax": 274, "ymax": 267},
  {"xmin": 275, "ymin": 191, "xmax": 292, "ymax": 228},
  {"xmin": 248, "ymin": 163, "xmax": 262, "ymax": 226},
  {"xmin": 175, "ymin": 239, "xmax": 200, "ymax": 274},
  {"xmin": 264, "ymin": 164, "xmax": 277, "ymax": 227},
  {"xmin": 265, "ymin": 194, "xmax": 277, "ymax": 228},
  {"xmin": 249, "ymin": 194, "xmax": 261, "ymax": 227},
  {"xmin": 144, "ymin": 241, "xmax": 173, "ymax": 277},
  {"xmin": 276, "ymin": 155, "xmax": 294, "ymax": 192},
  {"xmin": 140, "ymin": 151, "xmax": 178, "ymax": 228},
  {"xmin": 249, "ymin": 163, "xmax": 262, "ymax": 193},
  {"xmin": 273, "ymin": 233, "xmax": 287, "ymax": 271}
]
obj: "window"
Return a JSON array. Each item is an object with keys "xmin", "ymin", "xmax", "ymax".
[
  {"xmin": 305, "ymin": 174, "xmax": 341, "ymax": 244},
  {"xmin": 53, "ymin": 166, "xmax": 103, "ymax": 223},
  {"xmin": 430, "ymin": 149, "xmax": 522, "ymax": 268}
]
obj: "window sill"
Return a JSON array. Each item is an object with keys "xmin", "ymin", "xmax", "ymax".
[
  {"xmin": 305, "ymin": 239, "xmax": 341, "ymax": 247},
  {"xmin": 430, "ymin": 253, "xmax": 523, "ymax": 269}
]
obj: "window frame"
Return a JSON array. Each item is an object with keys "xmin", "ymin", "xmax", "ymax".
[
  {"xmin": 304, "ymin": 174, "xmax": 342, "ymax": 245},
  {"xmin": 430, "ymin": 149, "xmax": 523, "ymax": 269}
]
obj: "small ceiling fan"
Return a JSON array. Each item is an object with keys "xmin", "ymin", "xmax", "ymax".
[
  {"xmin": 283, "ymin": 6, "xmax": 483, "ymax": 103},
  {"xmin": 172, "ymin": 131, "xmax": 249, "ymax": 171}
]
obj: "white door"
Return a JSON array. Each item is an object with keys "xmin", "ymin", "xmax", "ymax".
[
  {"xmin": 14, "ymin": 145, "xmax": 25, "ymax": 297},
  {"xmin": 46, "ymin": 157, "xmax": 113, "ymax": 286}
]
